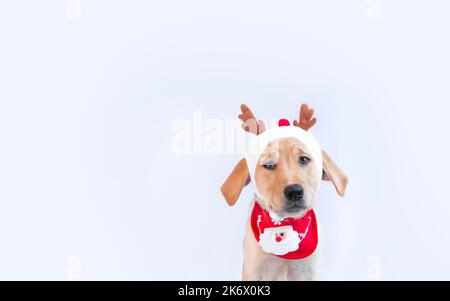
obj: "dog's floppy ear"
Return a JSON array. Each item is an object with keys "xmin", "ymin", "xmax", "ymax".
[
  {"xmin": 221, "ymin": 159, "xmax": 250, "ymax": 206},
  {"xmin": 322, "ymin": 150, "xmax": 348, "ymax": 197},
  {"xmin": 220, "ymin": 104, "xmax": 264, "ymax": 206}
]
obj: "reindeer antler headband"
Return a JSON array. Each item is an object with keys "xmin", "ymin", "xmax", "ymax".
[{"xmin": 220, "ymin": 104, "xmax": 319, "ymax": 205}]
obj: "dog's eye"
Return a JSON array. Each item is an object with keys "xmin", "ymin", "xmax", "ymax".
[
  {"xmin": 298, "ymin": 156, "xmax": 310, "ymax": 166},
  {"xmin": 262, "ymin": 161, "xmax": 276, "ymax": 170}
]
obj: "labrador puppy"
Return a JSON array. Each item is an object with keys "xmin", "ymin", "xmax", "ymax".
[{"xmin": 221, "ymin": 104, "xmax": 348, "ymax": 281}]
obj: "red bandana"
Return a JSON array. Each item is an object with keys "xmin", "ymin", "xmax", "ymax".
[{"xmin": 250, "ymin": 201, "xmax": 318, "ymax": 260}]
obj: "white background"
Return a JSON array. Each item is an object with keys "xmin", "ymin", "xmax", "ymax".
[{"xmin": 1, "ymin": 0, "xmax": 450, "ymax": 280}]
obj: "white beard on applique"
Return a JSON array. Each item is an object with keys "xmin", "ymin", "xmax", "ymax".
[{"xmin": 258, "ymin": 225, "xmax": 301, "ymax": 255}]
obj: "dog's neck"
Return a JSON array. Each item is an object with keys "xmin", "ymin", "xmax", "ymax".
[
  {"xmin": 254, "ymin": 193, "xmax": 311, "ymax": 221},
  {"xmin": 253, "ymin": 194, "xmax": 290, "ymax": 223}
]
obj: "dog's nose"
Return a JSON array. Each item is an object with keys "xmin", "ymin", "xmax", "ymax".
[{"xmin": 284, "ymin": 184, "xmax": 304, "ymax": 202}]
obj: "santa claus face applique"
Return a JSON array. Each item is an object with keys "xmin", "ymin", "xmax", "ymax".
[
  {"xmin": 251, "ymin": 201, "xmax": 318, "ymax": 260},
  {"xmin": 258, "ymin": 225, "xmax": 302, "ymax": 255}
]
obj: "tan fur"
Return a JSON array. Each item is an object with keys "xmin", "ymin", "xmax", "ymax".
[
  {"xmin": 220, "ymin": 159, "xmax": 250, "ymax": 206},
  {"xmin": 254, "ymin": 138, "xmax": 321, "ymax": 218},
  {"xmin": 322, "ymin": 150, "xmax": 348, "ymax": 197}
]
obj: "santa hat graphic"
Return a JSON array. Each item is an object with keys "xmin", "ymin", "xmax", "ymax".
[{"xmin": 244, "ymin": 119, "xmax": 323, "ymax": 201}]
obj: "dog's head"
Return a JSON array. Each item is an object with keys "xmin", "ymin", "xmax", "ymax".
[{"xmin": 221, "ymin": 104, "xmax": 348, "ymax": 218}]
